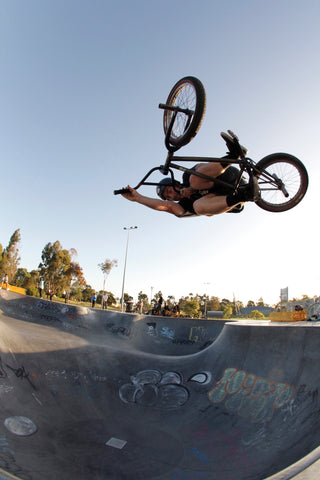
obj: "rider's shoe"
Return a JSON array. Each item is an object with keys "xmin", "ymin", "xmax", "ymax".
[
  {"xmin": 248, "ymin": 176, "xmax": 261, "ymax": 202},
  {"xmin": 220, "ymin": 132, "xmax": 248, "ymax": 157},
  {"xmin": 237, "ymin": 176, "xmax": 260, "ymax": 202}
]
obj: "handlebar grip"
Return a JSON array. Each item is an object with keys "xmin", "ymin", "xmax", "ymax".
[{"xmin": 114, "ymin": 188, "xmax": 130, "ymax": 195}]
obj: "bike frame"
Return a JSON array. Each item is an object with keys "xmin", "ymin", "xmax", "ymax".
[
  {"xmin": 131, "ymin": 106, "xmax": 262, "ymax": 195},
  {"xmin": 115, "ymin": 102, "xmax": 286, "ymax": 197},
  {"xmin": 132, "ymin": 154, "xmax": 250, "ymax": 194}
]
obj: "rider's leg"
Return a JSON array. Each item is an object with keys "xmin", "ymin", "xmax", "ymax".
[
  {"xmin": 193, "ymin": 177, "xmax": 260, "ymax": 216},
  {"xmin": 189, "ymin": 162, "xmax": 227, "ymax": 190},
  {"xmin": 193, "ymin": 194, "xmax": 240, "ymax": 216}
]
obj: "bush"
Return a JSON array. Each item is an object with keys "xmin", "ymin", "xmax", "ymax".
[
  {"xmin": 250, "ymin": 310, "xmax": 265, "ymax": 319},
  {"xmin": 26, "ymin": 285, "xmax": 39, "ymax": 297}
]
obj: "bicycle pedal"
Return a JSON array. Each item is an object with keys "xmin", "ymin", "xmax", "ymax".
[
  {"xmin": 227, "ymin": 130, "xmax": 239, "ymax": 141},
  {"xmin": 220, "ymin": 131, "xmax": 233, "ymax": 142}
]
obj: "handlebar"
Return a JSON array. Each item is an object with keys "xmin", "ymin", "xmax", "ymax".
[
  {"xmin": 114, "ymin": 188, "xmax": 130, "ymax": 195},
  {"xmin": 158, "ymin": 103, "xmax": 194, "ymax": 115}
]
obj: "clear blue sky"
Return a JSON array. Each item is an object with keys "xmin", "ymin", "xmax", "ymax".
[{"xmin": 1, "ymin": 0, "xmax": 319, "ymax": 306}]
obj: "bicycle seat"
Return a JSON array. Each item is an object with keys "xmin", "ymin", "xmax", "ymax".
[{"xmin": 220, "ymin": 131, "xmax": 248, "ymax": 157}]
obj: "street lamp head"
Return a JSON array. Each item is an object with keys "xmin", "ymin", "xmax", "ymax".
[{"xmin": 124, "ymin": 226, "xmax": 138, "ymax": 231}]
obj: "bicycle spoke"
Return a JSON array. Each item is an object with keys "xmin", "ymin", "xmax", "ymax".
[
  {"xmin": 168, "ymin": 84, "xmax": 197, "ymax": 139},
  {"xmin": 163, "ymin": 76, "xmax": 206, "ymax": 148},
  {"xmin": 258, "ymin": 162, "xmax": 303, "ymax": 207}
]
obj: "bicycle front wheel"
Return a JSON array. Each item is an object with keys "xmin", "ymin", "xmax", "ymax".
[
  {"xmin": 255, "ymin": 153, "xmax": 308, "ymax": 212},
  {"xmin": 163, "ymin": 76, "xmax": 206, "ymax": 148}
]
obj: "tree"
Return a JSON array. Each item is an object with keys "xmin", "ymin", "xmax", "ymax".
[
  {"xmin": 0, "ymin": 229, "xmax": 21, "ymax": 282},
  {"xmin": 39, "ymin": 241, "xmax": 85, "ymax": 297},
  {"xmin": 123, "ymin": 293, "xmax": 133, "ymax": 303},
  {"xmin": 106, "ymin": 291, "xmax": 116, "ymax": 307},
  {"xmin": 13, "ymin": 268, "xmax": 31, "ymax": 288},
  {"xmin": 220, "ymin": 298, "xmax": 233, "ymax": 318},
  {"xmin": 167, "ymin": 295, "xmax": 175, "ymax": 308},
  {"xmin": 207, "ymin": 296, "xmax": 221, "ymax": 312},
  {"xmin": 82, "ymin": 285, "xmax": 96, "ymax": 303},
  {"xmin": 250, "ymin": 310, "xmax": 265, "ymax": 320},
  {"xmin": 69, "ymin": 282, "xmax": 83, "ymax": 302},
  {"xmin": 222, "ymin": 304, "xmax": 233, "ymax": 319},
  {"xmin": 154, "ymin": 291, "xmax": 163, "ymax": 303},
  {"xmin": 65, "ymin": 260, "xmax": 86, "ymax": 295},
  {"xmin": 247, "ymin": 300, "xmax": 256, "ymax": 307},
  {"xmin": 98, "ymin": 259, "xmax": 118, "ymax": 292},
  {"xmin": 183, "ymin": 299, "xmax": 200, "ymax": 317}
]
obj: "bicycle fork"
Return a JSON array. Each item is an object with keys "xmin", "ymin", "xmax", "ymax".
[{"xmin": 253, "ymin": 167, "xmax": 290, "ymax": 198}]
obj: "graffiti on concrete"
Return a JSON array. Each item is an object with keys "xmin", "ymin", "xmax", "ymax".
[
  {"xmin": 160, "ymin": 326, "xmax": 175, "ymax": 340},
  {"xmin": 35, "ymin": 301, "xmax": 80, "ymax": 330},
  {"xmin": 146, "ymin": 322, "xmax": 157, "ymax": 336},
  {"xmin": 207, "ymin": 367, "xmax": 294, "ymax": 423},
  {"xmin": 105, "ymin": 322, "xmax": 131, "ymax": 336},
  {"xmin": 120, "ymin": 369, "xmax": 214, "ymax": 408},
  {"xmin": 189, "ymin": 326, "xmax": 207, "ymax": 343},
  {"xmin": 5, "ymin": 364, "xmax": 36, "ymax": 390},
  {"xmin": 189, "ymin": 372, "xmax": 212, "ymax": 384},
  {"xmin": 0, "ymin": 430, "xmax": 33, "ymax": 479},
  {"xmin": 145, "ymin": 322, "xmax": 216, "ymax": 346},
  {"xmin": 119, "ymin": 369, "xmax": 189, "ymax": 408},
  {"xmin": 37, "ymin": 301, "xmax": 69, "ymax": 316},
  {"xmin": 0, "ymin": 432, "xmax": 14, "ymax": 455},
  {"xmin": 146, "ymin": 323, "xmax": 176, "ymax": 340},
  {"xmin": 4, "ymin": 416, "xmax": 37, "ymax": 437},
  {"xmin": 45, "ymin": 368, "xmax": 107, "ymax": 403},
  {"xmin": 0, "ymin": 356, "xmax": 35, "ymax": 390}
]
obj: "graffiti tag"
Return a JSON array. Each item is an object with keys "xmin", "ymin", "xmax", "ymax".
[{"xmin": 207, "ymin": 367, "xmax": 294, "ymax": 423}]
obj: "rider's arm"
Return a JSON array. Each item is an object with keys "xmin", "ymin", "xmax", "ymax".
[{"xmin": 121, "ymin": 186, "xmax": 186, "ymax": 217}]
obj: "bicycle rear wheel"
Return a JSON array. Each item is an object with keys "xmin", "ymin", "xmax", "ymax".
[
  {"xmin": 254, "ymin": 153, "xmax": 308, "ymax": 212},
  {"xmin": 163, "ymin": 76, "xmax": 206, "ymax": 148}
]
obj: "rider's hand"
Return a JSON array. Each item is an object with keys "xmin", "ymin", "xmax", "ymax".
[
  {"xmin": 121, "ymin": 185, "xmax": 140, "ymax": 202},
  {"xmin": 179, "ymin": 187, "xmax": 196, "ymax": 198}
]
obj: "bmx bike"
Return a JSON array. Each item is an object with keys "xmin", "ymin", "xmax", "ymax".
[{"xmin": 114, "ymin": 76, "xmax": 308, "ymax": 213}]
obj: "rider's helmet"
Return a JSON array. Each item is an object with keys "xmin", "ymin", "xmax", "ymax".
[{"xmin": 156, "ymin": 178, "xmax": 181, "ymax": 200}]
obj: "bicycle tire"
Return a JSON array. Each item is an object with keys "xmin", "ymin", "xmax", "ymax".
[
  {"xmin": 163, "ymin": 76, "xmax": 206, "ymax": 148},
  {"xmin": 254, "ymin": 153, "xmax": 308, "ymax": 212}
]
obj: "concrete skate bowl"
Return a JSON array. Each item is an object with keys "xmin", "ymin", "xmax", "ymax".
[{"xmin": 0, "ymin": 291, "xmax": 320, "ymax": 480}]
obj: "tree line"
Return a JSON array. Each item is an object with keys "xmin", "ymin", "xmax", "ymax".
[
  {"xmin": 0, "ymin": 229, "xmax": 115, "ymax": 305},
  {"xmin": 1, "ymin": 229, "xmax": 303, "ymax": 317}
]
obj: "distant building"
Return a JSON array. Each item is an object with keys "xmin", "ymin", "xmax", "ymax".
[{"xmin": 239, "ymin": 306, "xmax": 275, "ymax": 317}]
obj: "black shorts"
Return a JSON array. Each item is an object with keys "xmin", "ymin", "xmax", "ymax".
[
  {"xmin": 182, "ymin": 164, "xmax": 245, "ymax": 195},
  {"xmin": 211, "ymin": 166, "xmax": 246, "ymax": 195}
]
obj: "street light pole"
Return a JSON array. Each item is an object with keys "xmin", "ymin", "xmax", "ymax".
[
  {"xmin": 121, "ymin": 226, "xmax": 138, "ymax": 312},
  {"xmin": 204, "ymin": 282, "xmax": 211, "ymax": 317}
]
